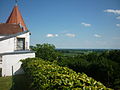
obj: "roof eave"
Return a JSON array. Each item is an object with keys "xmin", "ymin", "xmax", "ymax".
[{"xmin": 0, "ymin": 30, "xmax": 29, "ymax": 41}]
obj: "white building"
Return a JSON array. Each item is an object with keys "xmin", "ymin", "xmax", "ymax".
[{"xmin": 0, "ymin": 5, "xmax": 35, "ymax": 76}]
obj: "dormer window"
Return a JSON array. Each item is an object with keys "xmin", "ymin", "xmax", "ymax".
[{"xmin": 17, "ymin": 38, "xmax": 25, "ymax": 50}]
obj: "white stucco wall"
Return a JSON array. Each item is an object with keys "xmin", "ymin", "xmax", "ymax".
[
  {"xmin": 0, "ymin": 37, "xmax": 15, "ymax": 53},
  {"xmin": 0, "ymin": 32, "xmax": 30, "ymax": 54},
  {"xmin": 0, "ymin": 56, "xmax": 2, "ymax": 68},
  {"xmin": 2, "ymin": 52, "xmax": 35, "ymax": 76},
  {"xmin": 0, "ymin": 64, "xmax": 2, "ymax": 68},
  {"xmin": 0, "ymin": 36, "xmax": 5, "ymax": 38}
]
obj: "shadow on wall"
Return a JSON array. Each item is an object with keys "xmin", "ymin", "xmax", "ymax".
[{"xmin": 13, "ymin": 67, "xmax": 24, "ymax": 75}]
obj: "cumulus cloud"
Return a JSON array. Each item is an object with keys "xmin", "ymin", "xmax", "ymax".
[
  {"xmin": 104, "ymin": 9, "xmax": 120, "ymax": 14},
  {"xmin": 65, "ymin": 33, "xmax": 76, "ymax": 37},
  {"xmin": 46, "ymin": 34, "xmax": 58, "ymax": 37},
  {"xmin": 116, "ymin": 24, "xmax": 120, "ymax": 27},
  {"xmin": 94, "ymin": 34, "xmax": 102, "ymax": 38},
  {"xmin": 81, "ymin": 22, "xmax": 91, "ymax": 27},
  {"xmin": 116, "ymin": 16, "xmax": 120, "ymax": 19}
]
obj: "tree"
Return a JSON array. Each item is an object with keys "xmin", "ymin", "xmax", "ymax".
[
  {"xmin": 31, "ymin": 43, "xmax": 61, "ymax": 61},
  {"xmin": 107, "ymin": 50, "xmax": 120, "ymax": 64}
]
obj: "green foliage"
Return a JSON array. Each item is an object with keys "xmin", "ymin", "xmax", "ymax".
[
  {"xmin": 30, "ymin": 44, "xmax": 61, "ymax": 62},
  {"xmin": 58, "ymin": 51, "xmax": 120, "ymax": 89},
  {"xmin": 58, "ymin": 56, "xmax": 89, "ymax": 73},
  {"xmin": 30, "ymin": 44, "xmax": 120, "ymax": 89},
  {"xmin": 107, "ymin": 50, "xmax": 120, "ymax": 64},
  {"xmin": 21, "ymin": 58, "xmax": 111, "ymax": 90}
]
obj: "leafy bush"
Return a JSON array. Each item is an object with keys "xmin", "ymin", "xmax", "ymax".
[{"xmin": 21, "ymin": 58, "xmax": 111, "ymax": 90}]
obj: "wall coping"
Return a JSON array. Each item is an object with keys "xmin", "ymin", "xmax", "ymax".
[{"xmin": 0, "ymin": 50, "xmax": 35, "ymax": 56}]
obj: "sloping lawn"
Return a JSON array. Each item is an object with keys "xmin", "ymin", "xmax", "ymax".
[
  {"xmin": 0, "ymin": 76, "xmax": 12, "ymax": 90},
  {"xmin": 0, "ymin": 74, "xmax": 29, "ymax": 90}
]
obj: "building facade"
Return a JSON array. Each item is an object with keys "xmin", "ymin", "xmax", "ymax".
[{"xmin": 0, "ymin": 5, "xmax": 35, "ymax": 76}]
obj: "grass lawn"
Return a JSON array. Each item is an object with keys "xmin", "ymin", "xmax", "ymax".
[
  {"xmin": 0, "ymin": 74, "xmax": 29, "ymax": 90},
  {"xmin": 0, "ymin": 76, "xmax": 12, "ymax": 90}
]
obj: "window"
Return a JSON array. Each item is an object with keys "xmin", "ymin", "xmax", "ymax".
[{"xmin": 17, "ymin": 38, "xmax": 25, "ymax": 50}]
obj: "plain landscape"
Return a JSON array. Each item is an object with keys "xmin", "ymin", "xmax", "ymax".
[{"xmin": 1, "ymin": 44, "xmax": 120, "ymax": 90}]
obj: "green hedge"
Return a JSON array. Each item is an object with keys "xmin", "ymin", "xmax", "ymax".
[{"xmin": 21, "ymin": 58, "xmax": 112, "ymax": 90}]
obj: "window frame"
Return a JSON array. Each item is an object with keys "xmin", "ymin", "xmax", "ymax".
[{"xmin": 16, "ymin": 38, "xmax": 25, "ymax": 50}]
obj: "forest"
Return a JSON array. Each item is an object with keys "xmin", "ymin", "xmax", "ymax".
[{"xmin": 30, "ymin": 43, "xmax": 120, "ymax": 89}]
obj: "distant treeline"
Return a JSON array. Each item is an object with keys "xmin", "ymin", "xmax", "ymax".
[
  {"xmin": 56, "ymin": 48, "xmax": 120, "ymax": 55},
  {"xmin": 30, "ymin": 44, "xmax": 120, "ymax": 89}
]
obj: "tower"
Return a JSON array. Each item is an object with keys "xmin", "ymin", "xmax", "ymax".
[{"xmin": 6, "ymin": 5, "xmax": 28, "ymax": 31}]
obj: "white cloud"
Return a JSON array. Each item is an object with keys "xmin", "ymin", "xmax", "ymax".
[
  {"xmin": 46, "ymin": 34, "xmax": 54, "ymax": 37},
  {"xmin": 116, "ymin": 16, "xmax": 120, "ymax": 19},
  {"xmin": 94, "ymin": 34, "xmax": 102, "ymax": 38},
  {"xmin": 81, "ymin": 22, "xmax": 91, "ymax": 27},
  {"xmin": 104, "ymin": 9, "xmax": 120, "ymax": 14},
  {"xmin": 55, "ymin": 34, "xmax": 58, "ymax": 37},
  {"xmin": 116, "ymin": 24, "xmax": 120, "ymax": 27},
  {"xmin": 46, "ymin": 34, "xmax": 58, "ymax": 37},
  {"xmin": 65, "ymin": 33, "xmax": 76, "ymax": 37}
]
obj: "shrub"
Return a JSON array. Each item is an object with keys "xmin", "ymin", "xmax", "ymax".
[{"xmin": 21, "ymin": 58, "xmax": 111, "ymax": 90}]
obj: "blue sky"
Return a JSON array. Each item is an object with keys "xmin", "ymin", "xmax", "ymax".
[{"xmin": 0, "ymin": 0, "xmax": 120, "ymax": 49}]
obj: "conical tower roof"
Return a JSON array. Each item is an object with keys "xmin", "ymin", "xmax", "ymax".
[{"xmin": 6, "ymin": 5, "xmax": 28, "ymax": 31}]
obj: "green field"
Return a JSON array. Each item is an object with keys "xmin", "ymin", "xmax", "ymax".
[{"xmin": 57, "ymin": 49, "xmax": 110, "ymax": 56}]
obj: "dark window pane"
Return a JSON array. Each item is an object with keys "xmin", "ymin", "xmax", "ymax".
[{"xmin": 17, "ymin": 38, "xmax": 25, "ymax": 50}]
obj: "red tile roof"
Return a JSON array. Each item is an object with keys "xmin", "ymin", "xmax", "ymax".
[
  {"xmin": 0, "ymin": 23, "xmax": 23, "ymax": 35},
  {"xmin": 6, "ymin": 5, "xmax": 28, "ymax": 30}
]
